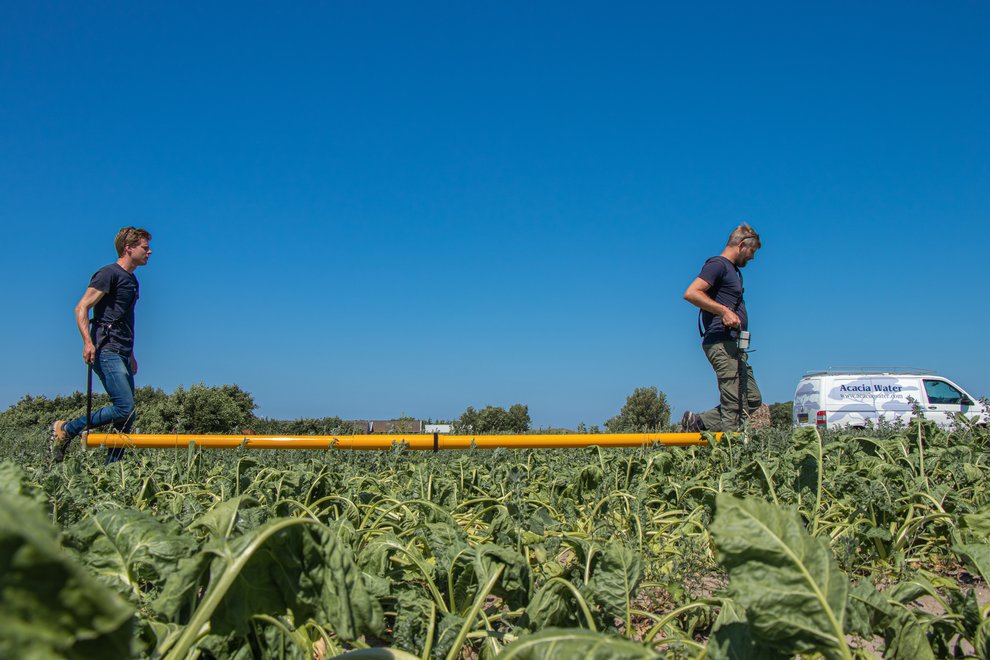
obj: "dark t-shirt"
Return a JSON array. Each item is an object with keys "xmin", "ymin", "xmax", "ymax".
[
  {"xmin": 89, "ymin": 264, "xmax": 139, "ymax": 356},
  {"xmin": 697, "ymin": 256, "xmax": 746, "ymax": 345}
]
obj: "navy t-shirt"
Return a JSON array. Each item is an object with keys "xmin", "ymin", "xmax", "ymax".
[
  {"xmin": 89, "ymin": 264, "xmax": 139, "ymax": 356},
  {"xmin": 697, "ymin": 256, "xmax": 746, "ymax": 345}
]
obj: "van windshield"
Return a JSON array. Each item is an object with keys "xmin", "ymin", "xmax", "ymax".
[{"xmin": 924, "ymin": 380, "xmax": 964, "ymax": 405}]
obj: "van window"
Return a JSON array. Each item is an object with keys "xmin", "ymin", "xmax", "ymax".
[{"xmin": 924, "ymin": 380, "xmax": 964, "ymax": 405}]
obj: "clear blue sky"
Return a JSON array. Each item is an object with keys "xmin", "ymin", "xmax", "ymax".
[{"xmin": 2, "ymin": 2, "xmax": 987, "ymax": 428}]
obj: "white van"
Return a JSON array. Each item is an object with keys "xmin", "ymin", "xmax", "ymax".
[{"xmin": 793, "ymin": 369, "xmax": 988, "ymax": 430}]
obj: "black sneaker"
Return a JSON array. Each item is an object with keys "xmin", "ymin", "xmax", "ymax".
[
  {"xmin": 53, "ymin": 439, "xmax": 71, "ymax": 462},
  {"xmin": 679, "ymin": 411, "xmax": 704, "ymax": 433}
]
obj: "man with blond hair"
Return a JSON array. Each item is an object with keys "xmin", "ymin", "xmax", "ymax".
[
  {"xmin": 680, "ymin": 224, "xmax": 763, "ymax": 433},
  {"xmin": 52, "ymin": 227, "xmax": 152, "ymax": 462}
]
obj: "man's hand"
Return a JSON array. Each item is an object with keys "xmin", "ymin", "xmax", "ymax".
[
  {"xmin": 130, "ymin": 354, "xmax": 138, "ymax": 375},
  {"xmin": 685, "ymin": 277, "xmax": 742, "ymax": 329},
  {"xmin": 83, "ymin": 341, "xmax": 96, "ymax": 365}
]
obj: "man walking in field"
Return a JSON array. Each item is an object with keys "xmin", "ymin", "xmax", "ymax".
[
  {"xmin": 680, "ymin": 224, "xmax": 762, "ymax": 433},
  {"xmin": 51, "ymin": 227, "xmax": 152, "ymax": 463}
]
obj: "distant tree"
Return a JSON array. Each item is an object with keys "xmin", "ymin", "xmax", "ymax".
[
  {"xmin": 605, "ymin": 386, "xmax": 671, "ymax": 432},
  {"xmin": 507, "ymin": 404, "xmax": 531, "ymax": 432},
  {"xmin": 768, "ymin": 401, "xmax": 794, "ymax": 429},
  {"xmin": 454, "ymin": 404, "xmax": 530, "ymax": 434},
  {"xmin": 140, "ymin": 383, "xmax": 256, "ymax": 434},
  {"xmin": 250, "ymin": 416, "xmax": 356, "ymax": 435}
]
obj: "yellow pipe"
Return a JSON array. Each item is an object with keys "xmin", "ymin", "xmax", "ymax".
[{"xmin": 82, "ymin": 432, "xmax": 716, "ymax": 450}]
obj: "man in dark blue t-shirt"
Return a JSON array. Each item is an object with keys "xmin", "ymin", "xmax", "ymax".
[
  {"xmin": 680, "ymin": 224, "xmax": 763, "ymax": 433},
  {"xmin": 51, "ymin": 227, "xmax": 152, "ymax": 463}
]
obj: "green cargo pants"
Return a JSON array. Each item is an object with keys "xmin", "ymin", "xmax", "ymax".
[{"xmin": 698, "ymin": 340, "xmax": 763, "ymax": 432}]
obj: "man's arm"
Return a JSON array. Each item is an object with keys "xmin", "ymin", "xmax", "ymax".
[
  {"xmin": 75, "ymin": 287, "xmax": 106, "ymax": 364},
  {"xmin": 683, "ymin": 277, "xmax": 741, "ymax": 329}
]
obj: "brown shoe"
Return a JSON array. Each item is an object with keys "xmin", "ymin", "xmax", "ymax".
[
  {"xmin": 52, "ymin": 420, "xmax": 69, "ymax": 441},
  {"xmin": 50, "ymin": 421, "xmax": 72, "ymax": 462}
]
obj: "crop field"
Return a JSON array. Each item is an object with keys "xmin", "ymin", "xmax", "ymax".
[{"xmin": 1, "ymin": 420, "xmax": 989, "ymax": 659}]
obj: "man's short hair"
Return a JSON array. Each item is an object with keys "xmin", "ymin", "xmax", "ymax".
[
  {"xmin": 114, "ymin": 227, "xmax": 152, "ymax": 257},
  {"xmin": 726, "ymin": 223, "xmax": 760, "ymax": 248}
]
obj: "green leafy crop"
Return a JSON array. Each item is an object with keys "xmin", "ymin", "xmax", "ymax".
[{"xmin": 0, "ymin": 419, "xmax": 987, "ymax": 658}]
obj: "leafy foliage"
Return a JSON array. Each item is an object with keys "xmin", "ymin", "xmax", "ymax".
[
  {"xmin": 605, "ymin": 386, "xmax": 671, "ymax": 432},
  {"xmin": 0, "ymin": 410, "xmax": 988, "ymax": 658},
  {"xmin": 0, "ymin": 491, "xmax": 136, "ymax": 659},
  {"xmin": 454, "ymin": 403, "xmax": 531, "ymax": 433},
  {"xmin": 768, "ymin": 401, "xmax": 793, "ymax": 429}
]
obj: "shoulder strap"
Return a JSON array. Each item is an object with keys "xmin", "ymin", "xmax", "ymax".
[{"xmin": 733, "ymin": 264, "xmax": 744, "ymax": 311}]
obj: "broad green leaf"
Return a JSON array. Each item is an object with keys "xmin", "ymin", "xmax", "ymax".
[
  {"xmin": 710, "ymin": 493, "xmax": 850, "ymax": 658},
  {"xmin": 880, "ymin": 609, "xmax": 935, "ymax": 660},
  {"xmin": 950, "ymin": 588, "xmax": 982, "ymax": 639},
  {"xmin": 706, "ymin": 598, "xmax": 788, "ymax": 660},
  {"xmin": 191, "ymin": 494, "xmax": 261, "ymax": 540},
  {"xmin": 585, "ymin": 540, "xmax": 643, "ymax": 626},
  {"xmin": 151, "ymin": 548, "xmax": 213, "ymax": 620},
  {"xmin": 304, "ymin": 525, "xmax": 386, "ymax": 641},
  {"xmin": 952, "ymin": 543, "xmax": 990, "ymax": 584},
  {"xmin": 524, "ymin": 578, "xmax": 583, "ymax": 630},
  {"xmin": 975, "ymin": 617, "xmax": 990, "ymax": 660},
  {"xmin": 843, "ymin": 580, "xmax": 935, "ymax": 660},
  {"xmin": 431, "ymin": 611, "xmax": 467, "ymax": 659},
  {"xmin": 888, "ymin": 574, "xmax": 940, "ymax": 604},
  {"xmin": 198, "ymin": 521, "xmax": 384, "ymax": 642},
  {"xmin": 0, "ymin": 460, "xmax": 47, "ymax": 508},
  {"xmin": 498, "ymin": 627, "xmax": 659, "ymax": 659},
  {"xmin": 0, "ymin": 493, "xmax": 135, "ymax": 659},
  {"xmin": 845, "ymin": 580, "xmax": 891, "ymax": 638},
  {"xmin": 473, "ymin": 544, "xmax": 529, "ymax": 609},
  {"xmin": 161, "ymin": 518, "xmax": 323, "ymax": 659},
  {"xmin": 64, "ymin": 508, "xmax": 196, "ymax": 598},
  {"xmin": 206, "ymin": 521, "xmax": 305, "ymax": 636},
  {"xmin": 391, "ymin": 588, "xmax": 434, "ymax": 655}
]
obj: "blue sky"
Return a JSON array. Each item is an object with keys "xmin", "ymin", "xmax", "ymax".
[{"xmin": 2, "ymin": 2, "xmax": 988, "ymax": 428}]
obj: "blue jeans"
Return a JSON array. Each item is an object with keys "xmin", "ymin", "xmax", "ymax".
[{"xmin": 64, "ymin": 350, "xmax": 135, "ymax": 463}]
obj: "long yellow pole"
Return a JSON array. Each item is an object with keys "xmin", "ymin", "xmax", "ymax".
[{"xmin": 82, "ymin": 432, "xmax": 716, "ymax": 450}]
